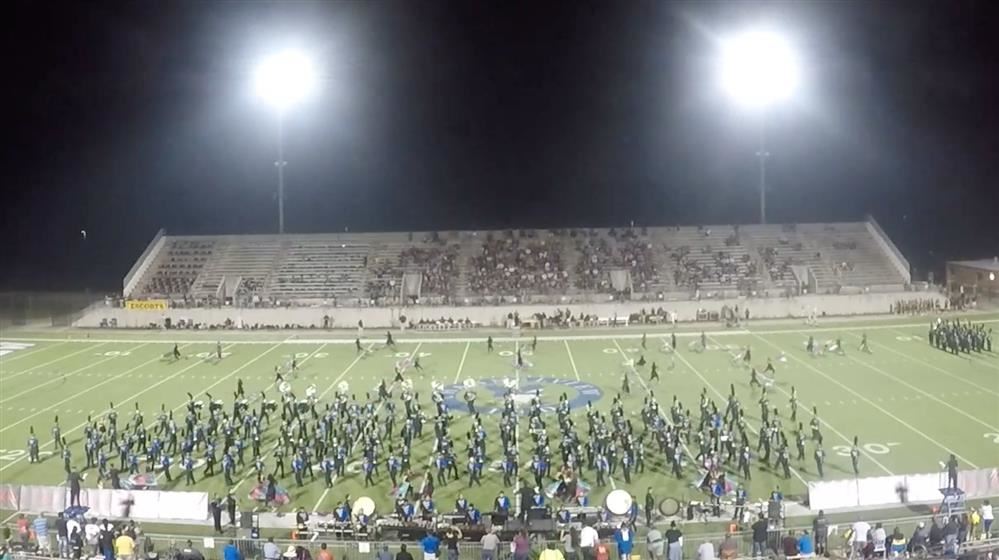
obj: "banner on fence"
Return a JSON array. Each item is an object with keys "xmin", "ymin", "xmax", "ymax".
[{"xmin": 808, "ymin": 468, "xmax": 999, "ymax": 510}]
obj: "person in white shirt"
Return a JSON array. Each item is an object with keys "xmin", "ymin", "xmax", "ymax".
[
  {"xmin": 579, "ymin": 524, "xmax": 599, "ymax": 560},
  {"xmin": 982, "ymin": 500, "xmax": 994, "ymax": 535},
  {"xmin": 850, "ymin": 520, "xmax": 871, "ymax": 559},
  {"xmin": 871, "ymin": 523, "xmax": 887, "ymax": 555},
  {"xmin": 696, "ymin": 541, "xmax": 716, "ymax": 560},
  {"xmin": 83, "ymin": 519, "xmax": 99, "ymax": 556}
]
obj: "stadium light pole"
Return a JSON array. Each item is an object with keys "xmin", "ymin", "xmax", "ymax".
[
  {"xmin": 254, "ymin": 49, "xmax": 318, "ymax": 234},
  {"xmin": 719, "ymin": 30, "xmax": 800, "ymax": 224}
]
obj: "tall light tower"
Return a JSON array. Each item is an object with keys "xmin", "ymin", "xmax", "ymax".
[
  {"xmin": 720, "ymin": 30, "xmax": 801, "ymax": 224},
  {"xmin": 254, "ymin": 49, "xmax": 318, "ymax": 234}
]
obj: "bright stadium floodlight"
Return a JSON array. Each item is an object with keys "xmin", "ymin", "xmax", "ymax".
[
  {"xmin": 254, "ymin": 49, "xmax": 318, "ymax": 234},
  {"xmin": 719, "ymin": 30, "xmax": 801, "ymax": 224},
  {"xmin": 254, "ymin": 49, "xmax": 318, "ymax": 111}
]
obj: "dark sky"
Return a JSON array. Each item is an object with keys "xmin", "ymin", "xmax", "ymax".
[{"xmin": 2, "ymin": 0, "xmax": 997, "ymax": 292}]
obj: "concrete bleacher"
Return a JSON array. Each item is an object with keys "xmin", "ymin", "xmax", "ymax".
[{"xmin": 124, "ymin": 220, "xmax": 908, "ymax": 303}]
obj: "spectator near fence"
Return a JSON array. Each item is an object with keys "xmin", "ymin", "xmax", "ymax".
[
  {"xmin": 480, "ymin": 528, "xmax": 500, "ymax": 560},
  {"xmin": 32, "ymin": 513, "xmax": 49, "ymax": 555},
  {"xmin": 579, "ymin": 523, "xmax": 599, "ymax": 560},
  {"xmin": 664, "ymin": 521, "xmax": 682, "ymax": 560},
  {"xmin": 751, "ymin": 514, "xmax": 768, "ymax": 558},
  {"xmin": 646, "ymin": 526, "xmax": 665, "ymax": 560},
  {"xmin": 396, "ymin": 544, "xmax": 414, "ymax": 560}
]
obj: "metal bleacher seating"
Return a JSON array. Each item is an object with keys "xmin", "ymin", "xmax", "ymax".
[{"xmin": 126, "ymin": 221, "xmax": 908, "ymax": 304}]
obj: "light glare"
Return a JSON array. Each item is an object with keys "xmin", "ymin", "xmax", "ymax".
[
  {"xmin": 254, "ymin": 49, "xmax": 318, "ymax": 110},
  {"xmin": 720, "ymin": 30, "xmax": 800, "ymax": 109}
]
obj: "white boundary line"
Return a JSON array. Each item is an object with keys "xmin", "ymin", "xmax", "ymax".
[
  {"xmin": 616, "ymin": 338, "xmax": 812, "ymax": 488},
  {"xmin": 0, "ymin": 343, "xmax": 151, "ymax": 405},
  {"xmin": 841, "ymin": 338, "xmax": 999, "ymax": 431},
  {"xmin": 310, "ymin": 341, "xmax": 416, "ymax": 511},
  {"xmin": 150, "ymin": 340, "xmax": 316, "ymax": 484},
  {"xmin": 232, "ymin": 342, "xmax": 343, "ymax": 493},
  {"xmin": 750, "ymin": 333, "xmax": 980, "ymax": 469},
  {"xmin": 563, "ymin": 340, "xmax": 582, "ymax": 381},
  {"xmin": 873, "ymin": 332, "xmax": 999, "ymax": 396},
  {"xmin": 0, "ymin": 343, "xmax": 203, "ymax": 471},
  {"xmin": 704, "ymin": 334, "xmax": 894, "ymax": 477},
  {"xmin": 4, "ymin": 318, "xmax": 997, "ymax": 346}
]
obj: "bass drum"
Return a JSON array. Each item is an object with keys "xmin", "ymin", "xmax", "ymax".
[
  {"xmin": 657, "ymin": 497, "xmax": 681, "ymax": 517},
  {"xmin": 605, "ymin": 489, "xmax": 633, "ymax": 516}
]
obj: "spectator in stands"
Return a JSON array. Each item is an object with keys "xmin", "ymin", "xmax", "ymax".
[
  {"xmin": 316, "ymin": 543, "xmax": 333, "ymax": 560},
  {"xmin": 179, "ymin": 540, "xmax": 206, "ymax": 560},
  {"xmin": 539, "ymin": 542, "xmax": 565, "ymax": 560}
]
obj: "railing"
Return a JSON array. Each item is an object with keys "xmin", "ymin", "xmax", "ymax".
[
  {"xmin": 6, "ymin": 534, "xmax": 999, "ymax": 560},
  {"xmin": 123, "ymin": 228, "xmax": 167, "ymax": 298}
]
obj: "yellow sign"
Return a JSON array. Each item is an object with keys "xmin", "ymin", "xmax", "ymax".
[{"xmin": 125, "ymin": 300, "xmax": 168, "ymax": 311}]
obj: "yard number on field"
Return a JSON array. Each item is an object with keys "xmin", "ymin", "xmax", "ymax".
[
  {"xmin": 0, "ymin": 342, "xmax": 35, "ymax": 357},
  {"xmin": 984, "ymin": 433, "xmax": 999, "ymax": 444},
  {"xmin": 832, "ymin": 442, "xmax": 901, "ymax": 456},
  {"xmin": 96, "ymin": 350, "xmax": 131, "ymax": 357}
]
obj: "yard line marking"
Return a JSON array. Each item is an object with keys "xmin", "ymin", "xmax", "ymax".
[
  {"xmin": 608, "ymin": 339, "xmax": 744, "ymax": 487},
  {"xmin": 0, "ymin": 343, "xmax": 181, "ymax": 434},
  {"xmin": 843, "ymin": 353, "xmax": 999, "ymax": 432},
  {"xmin": 229, "ymin": 343, "xmax": 362, "ymax": 495},
  {"xmin": 0, "ymin": 343, "xmax": 205, "ymax": 472},
  {"xmin": 865, "ymin": 332, "xmax": 999, "ymax": 396},
  {"xmin": 751, "ymin": 333, "xmax": 979, "ymax": 469},
  {"xmin": 707, "ymin": 334, "xmax": 895, "ymax": 477},
  {"xmin": 563, "ymin": 341, "xmax": 582, "ymax": 382},
  {"xmin": 0, "ymin": 342, "xmax": 109, "ymax": 380},
  {"xmin": 451, "ymin": 342, "xmax": 471, "ymax": 384},
  {"xmin": 6, "ymin": 317, "xmax": 997, "ymax": 346},
  {"xmin": 0, "ymin": 343, "xmax": 151, "ymax": 405},
  {"xmin": 0, "ymin": 340, "xmax": 69, "ymax": 363},
  {"xmin": 311, "ymin": 342, "xmax": 408, "ymax": 511}
]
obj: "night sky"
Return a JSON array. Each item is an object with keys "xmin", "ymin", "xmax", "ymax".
[{"xmin": 2, "ymin": 0, "xmax": 997, "ymax": 292}]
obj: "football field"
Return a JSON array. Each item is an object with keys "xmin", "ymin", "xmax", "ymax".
[{"xmin": 1, "ymin": 314, "xmax": 997, "ymax": 519}]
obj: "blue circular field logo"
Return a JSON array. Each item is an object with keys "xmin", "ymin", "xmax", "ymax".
[{"xmin": 442, "ymin": 376, "xmax": 602, "ymax": 415}]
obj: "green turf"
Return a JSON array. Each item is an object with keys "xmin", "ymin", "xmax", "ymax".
[{"xmin": 1, "ymin": 314, "xmax": 997, "ymax": 519}]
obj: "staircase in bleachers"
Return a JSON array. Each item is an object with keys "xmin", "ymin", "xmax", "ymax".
[{"xmin": 137, "ymin": 238, "xmax": 217, "ymax": 297}]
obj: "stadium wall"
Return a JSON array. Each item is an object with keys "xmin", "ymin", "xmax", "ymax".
[{"xmin": 73, "ymin": 291, "xmax": 944, "ymax": 329}]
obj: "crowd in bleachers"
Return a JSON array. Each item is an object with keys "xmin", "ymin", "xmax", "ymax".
[
  {"xmin": 469, "ymin": 231, "xmax": 568, "ymax": 295},
  {"xmin": 759, "ymin": 247, "xmax": 794, "ymax": 282},
  {"xmin": 400, "ymin": 243, "xmax": 459, "ymax": 296},
  {"xmin": 574, "ymin": 234, "xmax": 614, "ymax": 291},
  {"xmin": 365, "ymin": 259, "xmax": 399, "ymax": 300},
  {"xmin": 143, "ymin": 240, "xmax": 215, "ymax": 296}
]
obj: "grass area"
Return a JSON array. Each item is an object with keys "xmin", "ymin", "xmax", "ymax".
[{"xmin": 1, "ymin": 314, "xmax": 997, "ymax": 523}]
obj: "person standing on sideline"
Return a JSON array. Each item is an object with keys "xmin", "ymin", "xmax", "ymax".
[
  {"xmin": 376, "ymin": 545, "xmax": 392, "ymax": 560},
  {"xmin": 263, "ymin": 537, "xmax": 281, "ymax": 560},
  {"xmin": 696, "ymin": 540, "xmax": 715, "ymax": 560},
  {"xmin": 316, "ymin": 543, "xmax": 333, "ymax": 560}
]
